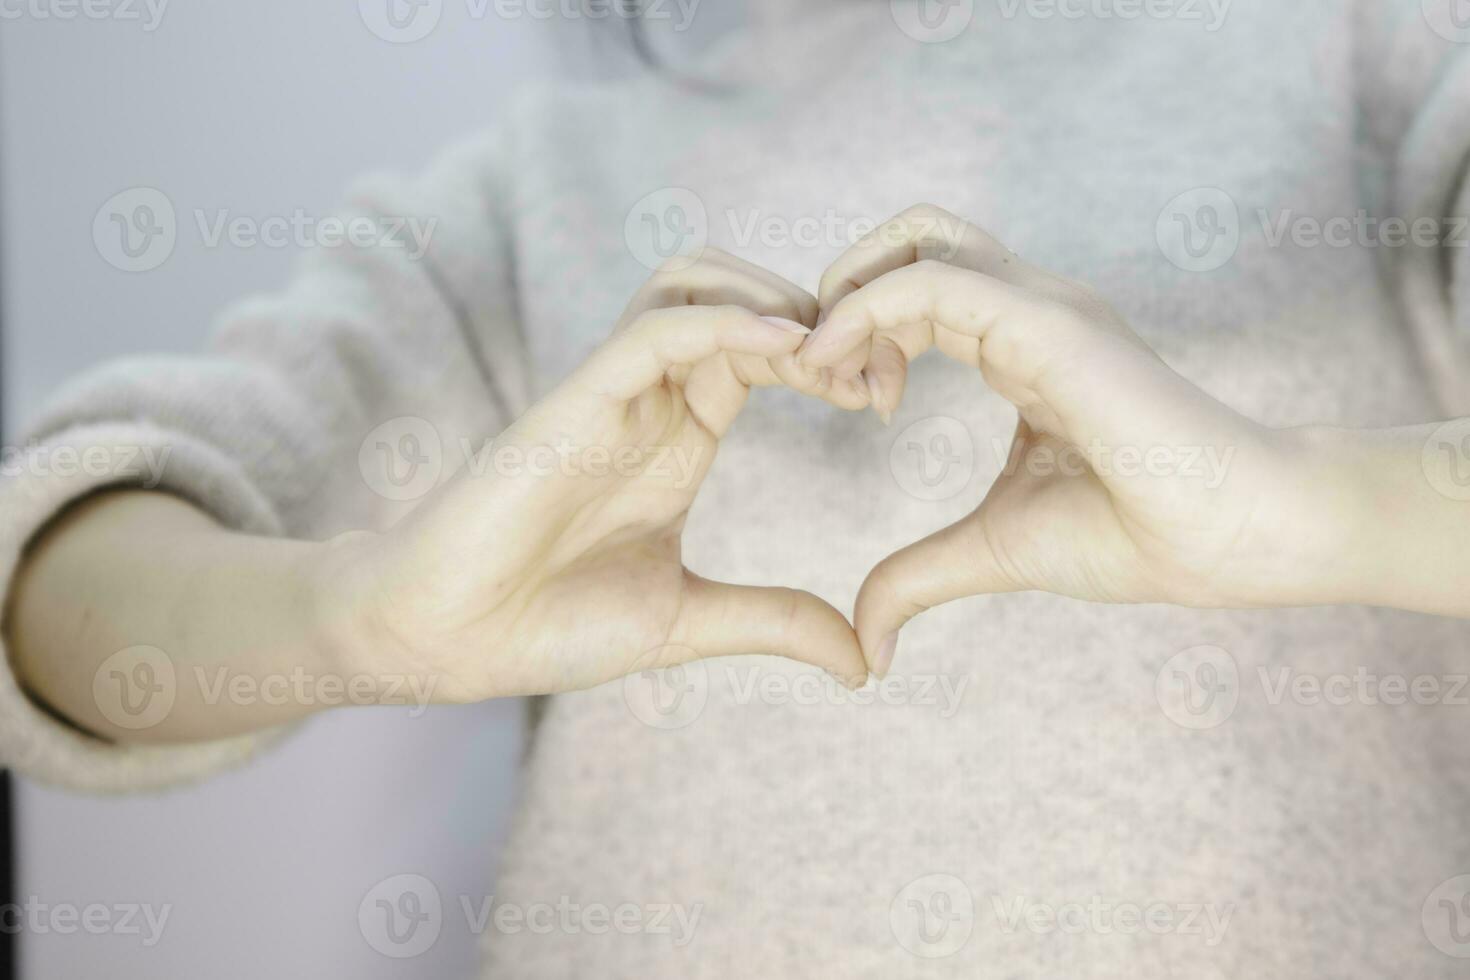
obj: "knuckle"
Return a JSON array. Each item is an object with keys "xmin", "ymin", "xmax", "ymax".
[
  {"xmin": 901, "ymin": 201, "xmax": 947, "ymax": 220},
  {"xmin": 656, "ymin": 255, "xmax": 695, "ymax": 275},
  {"xmin": 625, "ymin": 308, "xmax": 668, "ymax": 342},
  {"xmin": 775, "ymin": 587, "xmax": 816, "ymax": 635},
  {"xmin": 911, "ymin": 257, "xmax": 954, "ymax": 279},
  {"xmin": 817, "ymin": 264, "xmax": 845, "ymax": 293}
]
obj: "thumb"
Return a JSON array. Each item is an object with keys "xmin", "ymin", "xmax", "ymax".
[
  {"xmin": 854, "ymin": 515, "xmax": 1020, "ymax": 677},
  {"xmin": 669, "ymin": 573, "xmax": 869, "ymax": 689}
]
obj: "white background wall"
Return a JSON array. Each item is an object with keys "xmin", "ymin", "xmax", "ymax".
[{"xmin": 0, "ymin": 4, "xmax": 661, "ymax": 976}]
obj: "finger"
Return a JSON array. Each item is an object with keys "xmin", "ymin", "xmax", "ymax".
[
  {"xmin": 624, "ymin": 249, "xmax": 817, "ymax": 327},
  {"xmin": 624, "ymin": 254, "xmax": 863, "ymax": 411},
  {"xmin": 670, "ymin": 573, "xmax": 869, "ymax": 688},
  {"xmin": 811, "ymin": 261, "xmax": 1194, "ymax": 452},
  {"xmin": 861, "ymin": 334, "xmax": 909, "ymax": 426},
  {"xmin": 817, "ymin": 203, "xmax": 1055, "ymax": 314},
  {"xmin": 829, "ymin": 342, "xmax": 871, "ymax": 381},
  {"xmin": 815, "ymin": 206, "xmax": 1065, "ymax": 422},
  {"xmin": 758, "ymin": 350, "xmax": 872, "ymax": 410},
  {"xmin": 686, "ymin": 342, "xmax": 869, "ymax": 431},
  {"xmin": 853, "ymin": 514, "xmax": 1021, "ymax": 678},
  {"xmin": 572, "ymin": 305, "xmax": 807, "ymax": 404},
  {"xmin": 699, "ymin": 249, "xmax": 820, "ymax": 327},
  {"xmin": 804, "ymin": 259, "xmax": 1068, "ymax": 369}
]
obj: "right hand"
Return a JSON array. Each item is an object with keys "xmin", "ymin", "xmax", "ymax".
[{"xmin": 323, "ymin": 252, "xmax": 871, "ymax": 701}]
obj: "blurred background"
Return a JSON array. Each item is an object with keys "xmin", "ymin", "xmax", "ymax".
[{"xmin": 0, "ymin": 3, "xmax": 734, "ymax": 976}]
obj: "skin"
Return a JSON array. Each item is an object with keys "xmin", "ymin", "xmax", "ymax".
[
  {"xmin": 7, "ymin": 204, "xmax": 1470, "ymax": 742},
  {"xmin": 5, "ymin": 251, "xmax": 871, "ymax": 742},
  {"xmin": 805, "ymin": 205, "xmax": 1470, "ymax": 673}
]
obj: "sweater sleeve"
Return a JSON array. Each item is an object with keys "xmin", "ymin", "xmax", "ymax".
[
  {"xmin": 1357, "ymin": 0, "xmax": 1470, "ymax": 416},
  {"xmin": 0, "ymin": 130, "xmax": 529, "ymax": 792}
]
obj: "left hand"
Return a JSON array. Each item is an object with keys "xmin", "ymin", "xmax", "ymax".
[{"xmin": 801, "ymin": 205, "xmax": 1346, "ymax": 676}]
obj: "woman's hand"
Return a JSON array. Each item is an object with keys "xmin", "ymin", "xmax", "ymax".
[
  {"xmin": 801, "ymin": 205, "xmax": 1362, "ymax": 675},
  {"xmin": 328, "ymin": 252, "xmax": 870, "ymax": 701}
]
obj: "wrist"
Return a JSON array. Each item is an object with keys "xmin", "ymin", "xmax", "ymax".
[
  {"xmin": 1269, "ymin": 423, "xmax": 1404, "ymax": 609},
  {"xmin": 303, "ymin": 529, "xmax": 388, "ymax": 691}
]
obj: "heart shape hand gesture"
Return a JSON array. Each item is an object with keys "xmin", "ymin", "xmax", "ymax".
[{"xmin": 330, "ymin": 205, "xmax": 1326, "ymax": 700}]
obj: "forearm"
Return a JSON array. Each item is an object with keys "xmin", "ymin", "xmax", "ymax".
[
  {"xmin": 3, "ymin": 490, "xmax": 364, "ymax": 743},
  {"xmin": 1293, "ymin": 422, "xmax": 1470, "ymax": 618}
]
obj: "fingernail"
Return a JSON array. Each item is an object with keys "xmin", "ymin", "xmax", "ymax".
[
  {"xmin": 828, "ymin": 667, "xmax": 868, "ymax": 691},
  {"xmin": 864, "ymin": 371, "xmax": 891, "ymax": 425},
  {"xmin": 760, "ymin": 316, "xmax": 810, "ymax": 334},
  {"xmin": 846, "ymin": 376, "xmax": 870, "ymax": 406},
  {"xmin": 871, "ymin": 631, "xmax": 899, "ymax": 678}
]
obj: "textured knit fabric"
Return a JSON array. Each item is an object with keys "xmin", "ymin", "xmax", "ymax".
[{"xmin": 4, "ymin": 1, "xmax": 1470, "ymax": 976}]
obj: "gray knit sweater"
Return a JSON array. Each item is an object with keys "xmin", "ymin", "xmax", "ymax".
[{"xmin": 4, "ymin": 1, "xmax": 1470, "ymax": 975}]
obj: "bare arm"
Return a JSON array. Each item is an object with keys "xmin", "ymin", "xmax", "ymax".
[
  {"xmin": 6, "ymin": 490, "xmax": 351, "ymax": 743},
  {"xmin": 3, "ymin": 256, "xmax": 870, "ymax": 745},
  {"xmin": 797, "ymin": 205, "xmax": 1470, "ymax": 672}
]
